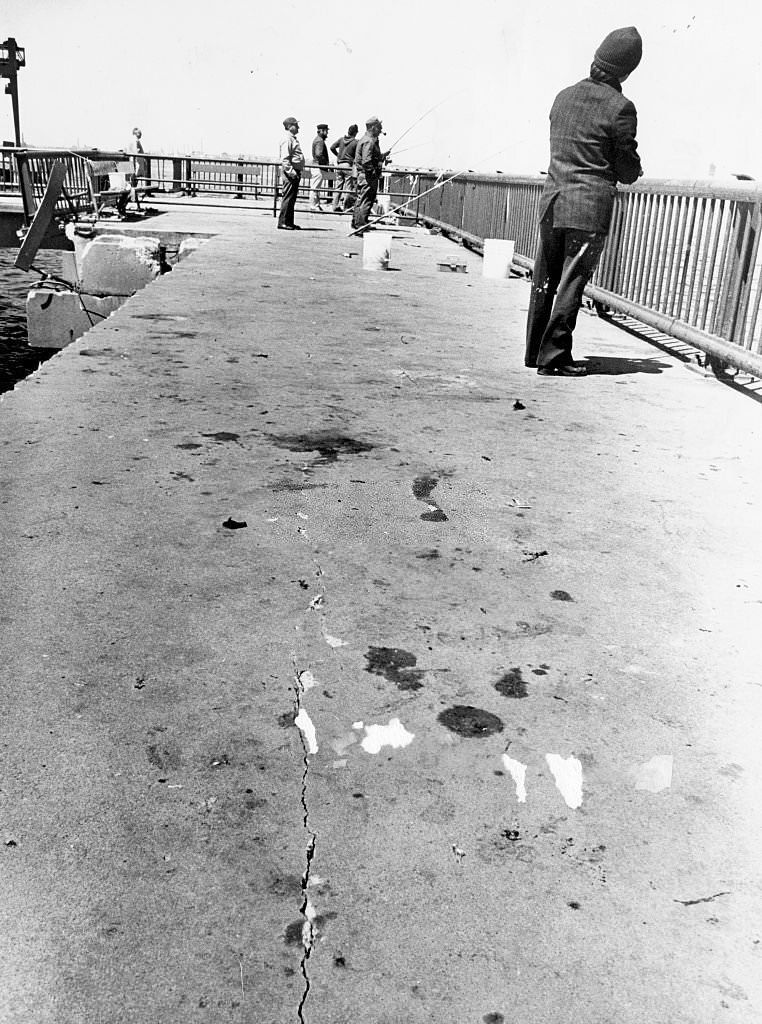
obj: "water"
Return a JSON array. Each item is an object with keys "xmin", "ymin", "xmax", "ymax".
[{"xmin": 0, "ymin": 248, "xmax": 62, "ymax": 394}]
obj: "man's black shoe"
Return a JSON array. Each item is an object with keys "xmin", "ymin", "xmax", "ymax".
[{"xmin": 537, "ymin": 364, "xmax": 587, "ymax": 377}]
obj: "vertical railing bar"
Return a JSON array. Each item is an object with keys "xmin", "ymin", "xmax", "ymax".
[
  {"xmin": 740, "ymin": 204, "xmax": 762, "ymax": 350},
  {"xmin": 620, "ymin": 190, "xmax": 642, "ymax": 297},
  {"xmin": 653, "ymin": 194, "xmax": 678, "ymax": 312},
  {"xmin": 682, "ymin": 196, "xmax": 708, "ymax": 323},
  {"xmin": 665, "ymin": 195, "xmax": 688, "ymax": 319},
  {"xmin": 710, "ymin": 202, "xmax": 737, "ymax": 335},
  {"xmin": 723, "ymin": 203, "xmax": 756, "ymax": 345},
  {"xmin": 632, "ymin": 192, "xmax": 656, "ymax": 302},
  {"xmin": 675, "ymin": 196, "xmax": 699, "ymax": 321},
  {"xmin": 615, "ymin": 191, "xmax": 637, "ymax": 294},
  {"xmin": 644, "ymin": 193, "xmax": 667, "ymax": 307},
  {"xmin": 698, "ymin": 199, "xmax": 721, "ymax": 331}
]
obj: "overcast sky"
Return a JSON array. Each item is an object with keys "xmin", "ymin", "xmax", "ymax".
[{"xmin": 2, "ymin": 0, "xmax": 760, "ymax": 180}]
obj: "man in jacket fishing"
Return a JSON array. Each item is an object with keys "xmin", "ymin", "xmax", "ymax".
[
  {"xmin": 525, "ymin": 26, "xmax": 644, "ymax": 376},
  {"xmin": 351, "ymin": 116, "xmax": 387, "ymax": 235}
]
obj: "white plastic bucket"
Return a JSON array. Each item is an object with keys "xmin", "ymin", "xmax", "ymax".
[
  {"xmin": 482, "ymin": 238, "xmax": 516, "ymax": 279},
  {"xmin": 362, "ymin": 231, "xmax": 392, "ymax": 271}
]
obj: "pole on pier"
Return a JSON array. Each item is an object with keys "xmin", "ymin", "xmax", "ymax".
[{"xmin": 0, "ymin": 37, "xmax": 25, "ymax": 146}]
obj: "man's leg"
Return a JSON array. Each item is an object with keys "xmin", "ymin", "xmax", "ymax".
[
  {"xmin": 352, "ymin": 176, "xmax": 378, "ymax": 232},
  {"xmin": 332, "ymin": 167, "xmax": 347, "ymax": 212},
  {"xmin": 535, "ymin": 231, "xmax": 606, "ymax": 369},
  {"xmin": 278, "ymin": 174, "xmax": 299, "ymax": 227},
  {"xmin": 343, "ymin": 174, "xmax": 357, "ymax": 213},
  {"xmin": 525, "ymin": 216, "xmax": 564, "ymax": 368},
  {"xmin": 309, "ymin": 168, "xmax": 323, "ymax": 210}
]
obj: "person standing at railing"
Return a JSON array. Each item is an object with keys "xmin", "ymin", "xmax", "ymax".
[
  {"xmin": 525, "ymin": 26, "xmax": 643, "ymax": 376},
  {"xmin": 330, "ymin": 124, "xmax": 359, "ymax": 213},
  {"xmin": 309, "ymin": 123, "xmax": 331, "ymax": 212},
  {"xmin": 278, "ymin": 116, "xmax": 305, "ymax": 230},
  {"xmin": 351, "ymin": 116, "xmax": 389, "ymax": 236},
  {"xmin": 129, "ymin": 127, "xmax": 148, "ymax": 212}
]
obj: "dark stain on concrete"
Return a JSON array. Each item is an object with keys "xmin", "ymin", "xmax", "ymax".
[
  {"xmin": 284, "ymin": 920, "xmax": 304, "ymax": 945},
  {"xmin": 146, "ymin": 743, "xmax": 182, "ymax": 771},
  {"xmin": 568, "ymin": 901, "xmax": 582, "ymax": 910},
  {"xmin": 495, "ymin": 667, "xmax": 528, "ymax": 698},
  {"xmin": 365, "ymin": 646, "xmax": 424, "ymax": 690},
  {"xmin": 277, "ymin": 712, "xmax": 294, "ymax": 728},
  {"xmin": 415, "ymin": 548, "xmax": 441, "ymax": 559},
  {"xmin": 483, "ymin": 1014, "xmax": 505, "ymax": 1024},
  {"xmin": 532, "ymin": 668, "xmax": 548, "ymax": 675},
  {"xmin": 202, "ymin": 431, "xmax": 241, "ymax": 444},
  {"xmin": 413, "ymin": 473, "xmax": 449, "ymax": 521},
  {"xmin": 222, "ymin": 518, "xmax": 247, "ymax": 530},
  {"xmin": 412, "ymin": 474, "xmax": 439, "ymax": 501},
  {"xmin": 270, "ymin": 479, "xmax": 328, "ymax": 492},
  {"xmin": 438, "ymin": 705, "xmax": 504, "ymax": 737},
  {"xmin": 551, "ymin": 589, "xmax": 574, "ymax": 601},
  {"xmin": 269, "ymin": 432, "xmax": 374, "ymax": 465},
  {"xmin": 421, "ymin": 508, "xmax": 449, "ymax": 522}
]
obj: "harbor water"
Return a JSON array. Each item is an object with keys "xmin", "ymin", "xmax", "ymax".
[{"xmin": 0, "ymin": 248, "xmax": 61, "ymax": 394}]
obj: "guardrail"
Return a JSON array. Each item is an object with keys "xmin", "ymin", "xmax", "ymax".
[
  {"xmin": 413, "ymin": 170, "xmax": 762, "ymax": 377},
  {"xmin": 5, "ymin": 147, "xmax": 762, "ymax": 376}
]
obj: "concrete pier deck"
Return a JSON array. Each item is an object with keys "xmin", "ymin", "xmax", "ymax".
[{"xmin": 1, "ymin": 203, "xmax": 761, "ymax": 1024}]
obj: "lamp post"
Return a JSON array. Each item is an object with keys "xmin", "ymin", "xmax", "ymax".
[{"xmin": 1, "ymin": 37, "xmax": 25, "ymax": 146}]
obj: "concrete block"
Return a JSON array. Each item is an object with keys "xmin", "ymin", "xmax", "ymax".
[
  {"xmin": 177, "ymin": 237, "xmax": 203, "ymax": 262},
  {"xmin": 75, "ymin": 233, "xmax": 162, "ymax": 297},
  {"xmin": 26, "ymin": 288, "xmax": 125, "ymax": 349}
]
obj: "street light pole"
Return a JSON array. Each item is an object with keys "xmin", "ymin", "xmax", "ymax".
[{"xmin": 1, "ymin": 37, "xmax": 26, "ymax": 146}]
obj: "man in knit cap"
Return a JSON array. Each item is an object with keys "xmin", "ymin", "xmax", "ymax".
[{"xmin": 525, "ymin": 26, "xmax": 643, "ymax": 375}]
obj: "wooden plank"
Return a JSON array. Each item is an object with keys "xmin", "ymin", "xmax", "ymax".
[{"xmin": 14, "ymin": 160, "xmax": 67, "ymax": 271}]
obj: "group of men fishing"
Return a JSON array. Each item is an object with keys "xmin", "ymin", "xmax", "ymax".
[
  {"xmin": 277, "ymin": 115, "xmax": 387, "ymax": 235},
  {"xmin": 277, "ymin": 25, "xmax": 644, "ymax": 379}
]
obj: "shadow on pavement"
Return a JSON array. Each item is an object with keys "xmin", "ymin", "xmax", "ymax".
[{"xmin": 583, "ymin": 355, "xmax": 673, "ymax": 375}]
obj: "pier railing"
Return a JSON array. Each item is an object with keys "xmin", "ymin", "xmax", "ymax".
[
  {"xmin": 412, "ymin": 170, "xmax": 762, "ymax": 376},
  {"xmin": 5, "ymin": 147, "xmax": 762, "ymax": 375}
]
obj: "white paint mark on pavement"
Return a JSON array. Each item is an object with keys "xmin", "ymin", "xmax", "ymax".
[
  {"xmin": 295, "ymin": 709, "xmax": 318, "ymax": 754},
  {"xmin": 546, "ymin": 753, "xmax": 583, "ymax": 808},
  {"xmin": 633, "ymin": 755, "xmax": 673, "ymax": 792},
  {"xmin": 323, "ymin": 631, "xmax": 348, "ymax": 647},
  {"xmin": 298, "ymin": 669, "xmax": 317, "ymax": 692},
  {"xmin": 502, "ymin": 754, "xmax": 527, "ymax": 802},
  {"xmin": 360, "ymin": 718, "xmax": 415, "ymax": 754}
]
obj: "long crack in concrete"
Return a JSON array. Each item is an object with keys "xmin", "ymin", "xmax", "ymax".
[{"xmin": 292, "ymin": 658, "xmax": 318, "ymax": 1023}]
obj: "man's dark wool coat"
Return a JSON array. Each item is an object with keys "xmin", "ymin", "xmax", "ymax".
[{"xmin": 539, "ymin": 77, "xmax": 642, "ymax": 233}]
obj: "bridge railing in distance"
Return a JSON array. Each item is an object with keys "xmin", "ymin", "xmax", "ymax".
[{"xmin": 413, "ymin": 170, "xmax": 762, "ymax": 378}]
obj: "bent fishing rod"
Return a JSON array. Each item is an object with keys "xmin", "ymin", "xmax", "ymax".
[{"xmin": 346, "ymin": 149, "xmax": 506, "ymax": 238}]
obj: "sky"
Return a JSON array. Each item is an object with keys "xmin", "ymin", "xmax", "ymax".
[{"xmin": 2, "ymin": 0, "xmax": 761, "ymax": 181}]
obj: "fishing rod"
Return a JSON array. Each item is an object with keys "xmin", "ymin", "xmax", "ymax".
[
  {"xmin": 347, "ymin": 148, "xmax": 507, "ymax": 238},
  {"xmin": 388, "ymin": 140, "xmax": 432, "ymax": 160},
  {"xmin": 384, "ymin": 94, "xmax": 453, "ymax": 157}
]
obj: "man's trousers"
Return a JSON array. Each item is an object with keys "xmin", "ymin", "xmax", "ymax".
[
  {"xmin": 525, "ymin": 213, "xmax": 607, "ymax": 369},
  {"xmin": 278, "ymin": 172, "xmax": 300, "ymax": 227},
  {"xmin": 332, "ymin": 165, "xmax": 356, "ymax": 212},
  {"xmin": 351, "ymin": 172, "xmax": 378, "ymax": 232}
]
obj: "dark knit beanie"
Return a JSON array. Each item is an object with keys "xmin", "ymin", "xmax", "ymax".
[{"xmin": 594, "ymin": 26, "xmax": 642, "ymax": 77}]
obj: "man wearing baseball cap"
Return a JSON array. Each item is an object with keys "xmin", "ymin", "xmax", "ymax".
[
  {"xmin": 352, "ymin": 116, "xmax": 387, "ymax": 235},
  {"xmin": 278, "ymin": 116, "xmax": 305, "ymax": 230},
  {"xmin": 525, "ymin": 27, "xmax": 644, "ymax": 375}
]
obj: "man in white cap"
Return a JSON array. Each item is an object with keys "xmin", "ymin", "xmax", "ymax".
[
  {"xmin": 525, "ymin": 27, "xmax": 644, "ymax": 375},
  {"xmin": 278, "ymin": 116, "xmax": 305, "ymax": 230},
  {"xmin": 351, "ymin": 116, "xmax": 387, "ymax": 235}
]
